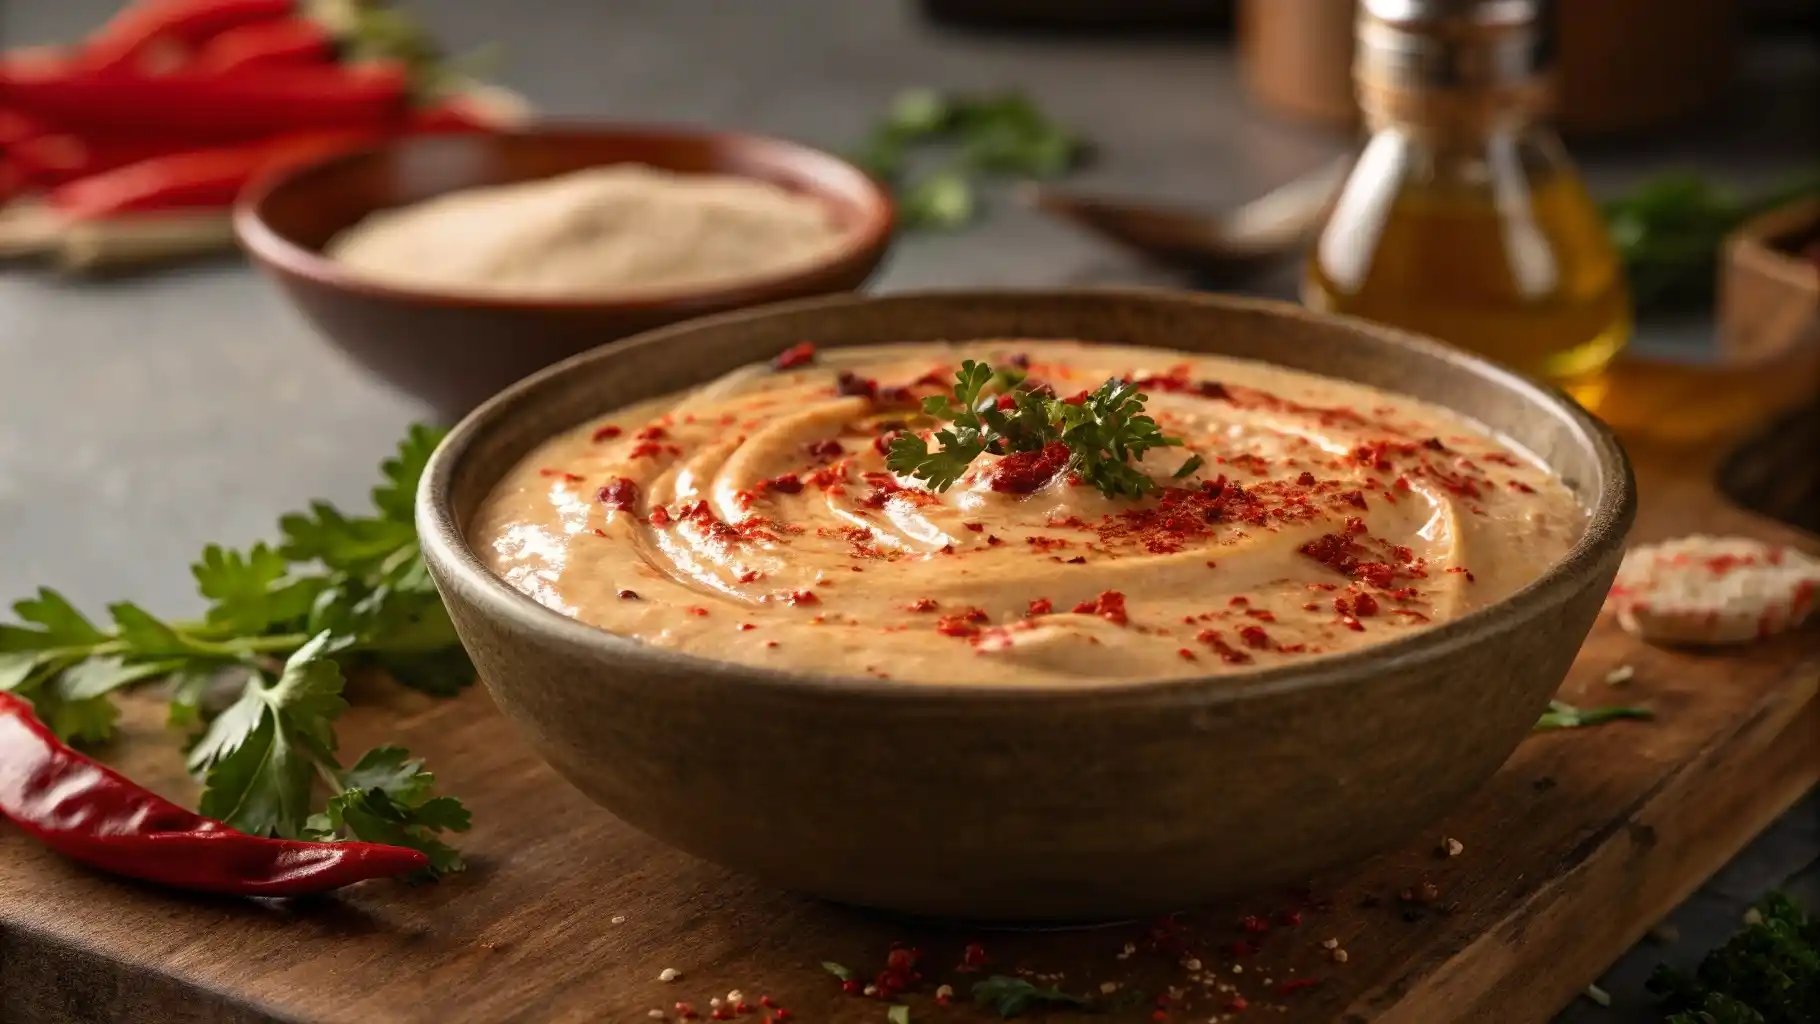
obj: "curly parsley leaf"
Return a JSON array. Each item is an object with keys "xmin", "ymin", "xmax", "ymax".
[
  {"xmin": 305, "ymin": 746, "xmax": 471, "ymax": 876},
  {"xmin": 886, "ymin": 360, "xmax": 1185, "ymax": 500},
  {"xmin": 972, "ymin": 976, "xmax": 1091, "ymax": 1019}
]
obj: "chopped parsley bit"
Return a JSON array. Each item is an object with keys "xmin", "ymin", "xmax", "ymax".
[
  {"xmin": 887, "ymin": 1005, "xmax": 911, "ymax": 1024},
  {"xmin": 1533, "ymin": 699, "xmax": 1655, "ymax": 731},
  {"xmin": 971, "ymin": 975, "xmax": 1091, "ymax": 1018},
  {"xmin": 822, "ymin": 962, "xmax": 855, "ymax": 982},
  {"xmin": 885, "ymin": 360, "xmax": 1185, "ymax": 500}
]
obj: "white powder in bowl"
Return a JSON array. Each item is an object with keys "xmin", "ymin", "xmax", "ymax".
[{"xmin": 325, "ymin": 164, "xmax": 849, "ymax": 299}]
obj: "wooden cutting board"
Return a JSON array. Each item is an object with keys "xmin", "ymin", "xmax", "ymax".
[{"xmin": 2, "ymin": 361, "xmax": 1817, "ymax": 1024}]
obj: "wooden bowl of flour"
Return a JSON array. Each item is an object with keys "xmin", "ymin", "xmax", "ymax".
[{"xmin": 235, "ymin": 126, "xmax": 895, "ymax": 420}]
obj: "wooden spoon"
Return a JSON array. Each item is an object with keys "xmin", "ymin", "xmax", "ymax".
[{"xmin": 1022, "ymin": 157, "xmax": 1348, "ymax": 284}]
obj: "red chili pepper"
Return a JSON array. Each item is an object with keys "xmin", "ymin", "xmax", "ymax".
[
  {"xmin": 0, "ymin": 106, "xmax": 49, "ymax": 148},
  {"xmin": 408, "ymin": 98, "xmax": 501, "ymax": 134},
  {"xmin": 8, "ymin": 134, "xmax": 187, "ymax": 188},
  {"xmin": 0, "ymin": 692, "xmax": 426, "ymax": 896},
  {"xmin": 194, "ymin": 19, "xmax": 334, "ymax": 73},
  {"xmin": 82, "ymin": 0, "xmax": 296, "ymax": 73},
  {"xmin": 0, "ymin": 63, "xmax": 409, "ymax": 141},
  {"xmin": 49, "ymin": 128, "xmax": 381, "ymax": 220}
]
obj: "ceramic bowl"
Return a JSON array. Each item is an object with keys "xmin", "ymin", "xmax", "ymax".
[
  {"xmin": 417, "ymin": 289, "xmax": 1635, "ymax": 922},
  {"xmin": 235, "ymin": 126, "xmax": 894, "ymax": 421}
]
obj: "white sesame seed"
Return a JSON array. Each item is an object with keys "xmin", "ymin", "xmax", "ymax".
[
  {"xmin": 611, "ymin": 915, "xmax": 628, "ymax": 924},
  {"xmin": 1123, "ymin": 942, "xmax": 1138, "ymax": 955},
  {"xmin": 1604, "ymin": 665, "xmax": 1635, "ymax": 686},
  {"xmin": 726, "ymin": 991, "xmax": 742, "ymax": 1005},
  {"xmin": 1182, "ymin": 957, "xmax": 1203, "ymax": 971},
  {"xmin": 863, "ymin": 985, "xmax": 878, "ymax": 997},
  {"xmin": 1320, "ymin": 937, "xmax": 1339, "ymax": 950},
  {"xmin": 1333, "ymin": 949, "xmax": 1350, "ymax": 963},
  {"xmin": 1100, "ymin": 982, "xmax": 1120, "ymax": 994},
  {"xmin": 936, "ymin": 985, "xmax": 954, "ymax": 1000},
  {"xmin": 1445, "ymin": 837, "xmax": 1464, "ymax": 857},
  {"xmin": 1231, "ymin": 965, "xmax": 1243, "ymax": 974},
  {"xmin": 708, "ymin": 998, "xmax": 722, "ymax": 1009},
  {"xmin": 658, "ymin": 968, "xmax": 681, "ymax": 983},
  {"xmin": 648, "ymin": 1011, "xmax": 666, "ymax": 1020}
]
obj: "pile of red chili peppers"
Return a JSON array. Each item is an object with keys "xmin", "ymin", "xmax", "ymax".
[
  {"xmin": 0, "ymin": 0, "xmax": 494, "ymax": 220},
  {"xmin": 0, "ymin": 692, "xmax": 426, "ymax": 896}
]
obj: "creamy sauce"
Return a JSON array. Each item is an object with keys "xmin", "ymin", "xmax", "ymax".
[
  {"xmin": 326, "ymin": 165, "xmax": 848, "ymax": 298},
  {"xmin": 474, "ymin": 341, "xmax": 1584, "ymax": 684}
]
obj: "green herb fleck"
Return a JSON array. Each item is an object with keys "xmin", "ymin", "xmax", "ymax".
[
  {"xmin": 887, "ymin": 1005, "xmax": 911, "ymax": 1024},
  {"xmin": 971, "ymin": 975, "xmax": 1091, "ymax": 1018},
  {"xmin": 822, "ymin": 962, "xmax": 855, "ymax": 982},
  {"xmin": 1649, "ymin": 891, "xmax": 1818, "ymax": 1024},
  {"xmin": 1533, "ymin": 699, "xmax": 1655, "ymax": 732}
]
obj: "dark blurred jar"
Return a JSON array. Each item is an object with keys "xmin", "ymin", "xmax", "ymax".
[{"xmin": 1238, "ymin": 0, "xmax": 1740, "ymax": 138}]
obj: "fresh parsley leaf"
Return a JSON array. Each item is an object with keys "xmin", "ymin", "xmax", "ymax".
[
  {"xmin": 304, "ymin": 747, "xmax": 471, "ymax": 876},
  {"xmin": 189, "ymin": 633, "xmax": 348, "ymax": 837},
  {"xmin": 1534, "ymin": 699, "xmax": 1655, "ymax": 731},
  {"xmin": 899, "ymin": 168, "xmax": 974, "ymax": 230},
  {"xmin": 887, "ymin": 361, "xmax": 1185, "ymax": 500},
  {"xmin": 972, "ymin": 976, "xmax": 1090, "ymax": 1019},
  {"xmin": 1173, "ymin": 453, "xmax": 1205, "ymax": 479},
  {"xmin": 373, "ymin": 423, "xmax": 441, "ymax": 523},
  {"xmin": 822, "ymin": 962, "xmax": 855, "ymax": 982},
  {"xmin": 887, "ymin": 1005, "xmax": 911, "ymax": 1024},
  {"xmin": 11, "ymin": 588, "xmax": 106, "ymax": 646},
  {"xmin": 192, "ymin": 542, "xmax": 324, "ymax": 635}
]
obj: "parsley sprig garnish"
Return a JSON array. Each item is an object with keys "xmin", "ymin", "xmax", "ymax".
[
  {"xmin": 884, "ymin": 360, "xmax": 1187, "ymax": 499},
  {"xmin": 0, "ymin": 426, "xmax": 473, "ymax": 874},
  {"xmin": 1648, "ymin": 891, "xmax": 1817, "ymax": 1024}
]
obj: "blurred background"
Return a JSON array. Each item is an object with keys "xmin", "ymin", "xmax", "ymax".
[{"xmin": 1, "ymin": 2, "xmax": 1816, "ymax": 1021}]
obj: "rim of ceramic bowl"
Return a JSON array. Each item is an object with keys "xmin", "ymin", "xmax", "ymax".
[
  {"xmin": 232, "ymin": 122, "xmax": 896, "ymax": 314},
  {"xmin": 418, "ymin": 287, "xmax": 1636, "ymax": 705}
]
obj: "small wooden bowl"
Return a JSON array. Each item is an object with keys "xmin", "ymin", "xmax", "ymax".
[
  {"xmin": 235, "ymin": 127, "xmax": 895, "ymax": 420},
  {"xmin": 1720, "ymin": 196, "xmax": 1820, "ymax": 366},
  {"xmin": 417, "ymin": 289, "xmax": 1636, "ymax": 922}
]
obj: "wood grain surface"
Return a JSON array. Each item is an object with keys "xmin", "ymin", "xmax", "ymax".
[{"xmin": 2, "ymin": 392, "xmax": 1816, "ymax": 1024}]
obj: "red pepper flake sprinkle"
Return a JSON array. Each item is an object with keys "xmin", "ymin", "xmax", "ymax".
[
  {"xmin": 1276, "ymin": 978, "xmax": 1322, "ymax": 996},
  {"xmin": 1027, "ymin": 598, "xmax": 1054, "ymax": 616},
  {"xmin": 591, "ymin": 424, "xmax": 623, "ymax": 442},
  {"xmin": 764, "ymin": 473, "xmax": 804, "ymax": 495},
  {"xmin": 688, "ymin": 606, "xmax": 710, "ymax": 617},
  {"xmin": 805, "ymin": 439, "xmax": 845, "ymax": 459},
  {"xmin": 617, "ymin": 589, "xmax": 639, "ymax": 600},
  {"xmin": 1178, "ymin": 648, "xmax": 1197, "ymax": 660},
  {"xmin": 907, "ymin": 598, "xmax": 938, "ymax": 612},
  {"xmin": 1352, "ymin": 593, "xmax": 1380, "ymax": 617},
  {"xmin": 986, "ymin": 534, "xmax": 1004, "ymax": 546},
  {"xmin": 598, "ymin": 478, "xmax": 640, "ymax": 511},
  {"xmin": 1197, "ymin": 629, "xmax": 1252, "ymax": 664},
  {"xmin": 1071, "ymin": 590, "xmax": 1129, "ymax": 625},
  {"xmin": 961, "ymin": 942, "xmax": 989, "ymax": 969},
  {"xmin": 772, "ymin": 342, "xmax": 816, "ymax": 370},
  {"xmin": 990, "ymin": 442, "xmax": 1071, "ymax": 494},
  {"xmin": 789, "ymin": 590, "xmax": 819, "ymax": 606},
  {"xmin": 1241, "ymin": 914, "xmax": 1271, "ymax": 934},
  {"xmin": 963, "ymin": 522, "xmax": 984, "ymax": 532},
  {"xmin": 1245, "ymin": 608, "xmax": 1276, "ymax": 621},
  {"xmin": 1297, "ymin": 471, "xmax": 1318, "ymax": 486},
  {"xmin": 835, "ymin": 371, "xmax": 879, "ymax": 398},
  {"xmin": 1225, "ymin": 995, "xmax": 1249, "ymax": 1012},
  {"xmin": 539, "ymin": 468, "xmax": 584, "ymax": 482},
  {"xmin": 1509, "ymin": 479, "xmax": 1536, "ymax": 493},
  {"xmin": 1238, "ymin": 625, "xmax": 1271, "ymax": 649},
  {"xmin": 636, "ymin": 424, "xmax": 667, "ymax": 441}
]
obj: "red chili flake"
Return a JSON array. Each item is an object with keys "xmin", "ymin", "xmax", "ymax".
[
  {"xmin": 872, "ymin": 430, "xmax": 902, "ymax": 456},
  {"xmin": 961, "ymin": 942, "xmax": 989, "ymax": 968},
  {"xmin": 591, "ymin": 425, "xmax": 623, "ymax": 442},
  {"xmin": 676, "ymin": 1002, "xmax": 699, "ymax": 1019},
  {"xmin": 1276, "ymin": 978, "xmax": 1321, "ymax": 996},
  {"xmin": 1071, "ymin": 590, "xmax": 1129, "ymax": 625},
  {"xmin": 1178, "ymin": 648, "xmax": 1197, "ymax": 661},
  {"xmin": 538, "ymin": 468, "xmax": 583, "ymax": 483},
  {"xmin": 993, "ymin": 393, "xmax": 1019, "ymax": 410},
  {"xmin": 1197, "ymin": 629, "xmax": 1252, "ymax": 664},
  {"xmin": 1225, "ymin": 995, "xmax": 1249, "ymax": 1012},
  {"xmin": 835, "ymin": 371, "xmax": 879, "ymax": 398},
  {"xmin": 806, "ymin": 439, "xmax": 845, "ymax": 459},
  {"xmin": 1245, "ymin": 608, "xmax": 1277, "ymax": 621},
  {"xmin": 772, "ymin": 342, "xmax": 816, "ymax": 370},
  {"xmin": 905, "ymin": 598, "xmax": 939, "ymax": 613},
  {"xmin": 990, "ymin": 442, "xmax": 1071, "ymax": 493},
  {"xmin": 935, "ymin": 615, "xmax": 982, "ymax": 638},
  {"xmin": 789, "ymin": 590, "xmax": 819, "ymax": 606},
  {"xmin": 1241, "ymin": 914, "xmax": 1270, "ymax": 934},
  {"xmin": 688, "ymin": 606, "xmax": 710, "ymax": 617},
  {"xmin": 1027, "ymin": 598, "xmax": 1054, "ymax": 616},
  {"xmin": 1509, "ymin": 479, "xmax": 1536, "ymax": 493},
  {"xmin": 1447, "ymin": 566, "xmax": 1477, "ymax": 582},
  {"xmin": 648, "ymin": 507, "xmax": 674, "ymax": 527},
  {"xmin": 737, "ymin": 623, "xmax": 757, "ymax": 632},
  {"xmin": 617, "ymin": 589, "xmax": 639, "ymax": 600},
  {"xmin": 1353, "ymin": 593, "xmax": 1380, "ymax": 616},
  {"xmin": 1198, "ymin": 380, "xmax": 1233, "ymax": 400},
  {"xmin": 1277, "ymin": 909, "xmax": 1302, "ymax": 926},
  {"xmin": 986, "ymin": 535, "xmax": 1004, "ymax": 546},
  {"xmin": 597, "ymin": 478, "xmax": 640, "ymax": 510},
  {"xmin": 840, "ymin": 980, "xmax": 863, "ymax": 995},
  {"xmin": 1027, "ymin": 535, "xmax": 1071, "ymax": 552},
  {"xmin": 1229, "ymin": 596, "xmax": 1249, "ymax": 606},
  {"xmin": 1238, "ymin": 625, "xmax": 1271, "ymax": 649},
  {"xmin": 737, "ymin": 570, "xmax": 760, "ymax": 584},
  {"xmin": 710, "ymin": 1008, "xmax": 733, "ymax": 1020},
  {"xmin": 1297, "ymin": 471, "xmax": 1318, "ymax": 486},
  {"xmin": 1061, "ymin": 390, "xmax": 1089, "ymax": 405},
  {"xmin": 1338, "ymin": 489, "xmax": 1368, "ymax": 510},
  {"xmin": 636, "ymin": 425, "xmax": 667, "ymax": 441},
  {"xmin": 1065, "ymin": 555, "xmax": 1087, "ymax": 564},
  {"xmin": 763, "ymin": 473, "xmax": 804, "ymax": 495}
]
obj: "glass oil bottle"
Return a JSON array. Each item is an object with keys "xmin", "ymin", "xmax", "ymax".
[{"xmin": 1304, "ymin": 0, "xmax": 1631, "ymax": 387}]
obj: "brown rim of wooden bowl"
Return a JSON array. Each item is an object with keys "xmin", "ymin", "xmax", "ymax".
[
  {"xmin": 232, "ymin": 123, "xmax": 896, "ymax": 313},
  {"xmin": 418, "ymin": 288, "xmax": 1637, "ymax": 704}
]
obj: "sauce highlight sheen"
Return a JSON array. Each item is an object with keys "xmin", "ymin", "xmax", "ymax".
[{"xmin": 474, "ymin": 341, "xmax": 1584, "ymax": 684}]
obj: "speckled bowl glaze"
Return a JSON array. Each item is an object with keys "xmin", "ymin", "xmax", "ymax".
[{"xmin": 417, "ymin": 289, "xmax": 1635, "ymax": 922}]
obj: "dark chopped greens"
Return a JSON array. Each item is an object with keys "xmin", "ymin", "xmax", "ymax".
[
  {"xmin": 1648, "ymin": 891, "xmax": 1819, "ymax": 1024},
  {"xmin": 971, "ymin": 975, "xmax": 1092, "ymax": 1018}
]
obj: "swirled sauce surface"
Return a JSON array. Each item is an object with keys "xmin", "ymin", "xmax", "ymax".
[{"xmin": 474, "ymin": 341, "xmax": 1584, "ymax": 684}]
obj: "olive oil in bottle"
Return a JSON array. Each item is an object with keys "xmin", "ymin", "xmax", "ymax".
[{"xmin": 1304, "ymin": 0, "xmax": 1630, "ymax": 384}]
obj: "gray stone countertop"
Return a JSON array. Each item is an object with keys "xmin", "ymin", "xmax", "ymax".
[{"xmin": 1, "ymin": 2, "xmax": 1814, "ymax": 1020}]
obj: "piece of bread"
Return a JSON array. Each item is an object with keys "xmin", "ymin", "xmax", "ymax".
[{"xmin": 1606, "ymin": 535, "xmax": 1820, "ymax": 646}]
